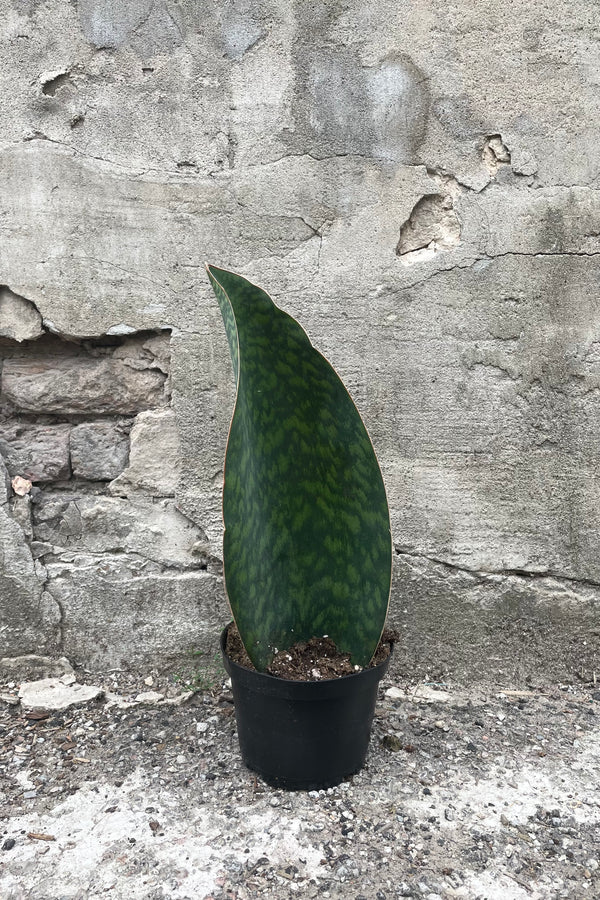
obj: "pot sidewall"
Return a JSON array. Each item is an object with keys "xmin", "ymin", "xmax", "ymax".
[{"xmin": 220, "ymin": 625, "xmax": 392, "ymax": 790}]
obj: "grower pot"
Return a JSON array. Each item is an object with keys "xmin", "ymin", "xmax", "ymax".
[{"xmin": 220, "ymin": 626, "xmax": 392, "ymax": 791}]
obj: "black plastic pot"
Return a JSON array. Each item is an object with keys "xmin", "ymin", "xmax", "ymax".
[{"xmin": 220, "ymin": 626, "xmax": 392, "ymax": 791}]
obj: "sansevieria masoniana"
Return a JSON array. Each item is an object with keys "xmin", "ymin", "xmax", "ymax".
[{"xmin": 207, "ymin": 265, "xmax": 392, "ymax": 672}]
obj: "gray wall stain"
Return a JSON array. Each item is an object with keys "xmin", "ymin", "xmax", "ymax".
[
  {"xmin": 78, "ymin": 0, "xmax": 185, "ymax": 54},
  {"xmin": 288, "ymin": 48, "xmax": 429, "ymax": 163}
]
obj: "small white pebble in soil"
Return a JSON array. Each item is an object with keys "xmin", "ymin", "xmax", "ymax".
[{"xmin": 196, "ymin": 722, "xmax": 208, "ymax": 733}]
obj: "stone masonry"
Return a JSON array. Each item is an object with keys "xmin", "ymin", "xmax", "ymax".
[
  {"xmin": 0, "ymin": 319, "xmax": 223, "ymax": 668},
  {"xmin": 1, "ymin": 1, "xmax": 600, "ymax": 682}
]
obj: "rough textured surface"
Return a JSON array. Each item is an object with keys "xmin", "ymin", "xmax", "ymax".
[
  {"xmin": 3, "ymin": 347, "xmax": 168, "ymax": 415},
  {"xmin": 1, "ymin": 664, "xmax": 600, "ymax": 900},
  {"xmin": 1, "ymin": 0, "xmax": 599, "ymax": 677},
  {"xmin": 18, "ymin": 676, "xmax": 103, "ymax": 711},
  {"xmin": 0, "ymin": 655, "xmax": 73, "ymax": 680},
  {"xmin": 0, "ymin": 288, "xmax": 44, "ymax": 343},
  {"xmin": 108, "ymin": 409, "xmax": 180, "ymax": 497},
  {"xmin": 45, "ymin": 568, "xmax": 224, "ymax": 670},
  {"xmin": 70, "ymin": 421, "xmax": 130, "ymax": 481},
  {"xmin": 0, "ymin": 423, "xmax": 71, "ymax": 483}
]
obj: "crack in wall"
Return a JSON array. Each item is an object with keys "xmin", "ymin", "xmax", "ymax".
[
  {"xmin": 19, "ymin": 133, "xmax": 149, "ymax": 175},
  {"xmin": 394, "ymin": 248, "xmax": 600, "ymax": 296},
  {"xmin": 488, "ymin": 249, "xmax": 600, "ymax": 261},
  {"xmin": 53, "ymin": 256, "xmax": 177, "ymax": 298},
  {"xmin": 16, "ymin": 130, "xmax": 234, "ymax": 181},
  {"xmin": 52, "ymin": 591, "xmax": 65, "ymax": 649},
  {"xmin": 397, "ymin": 133, "xmax": 538, "ymax": 266},
  {"xmin": 394, "ymin": 547, "xmax": 600, "ymax": 593},
  {"xmin": 36, "ymin": 553, "xmax": 64, "ymax": 649},
  {"xmin": 44, "ymin": 547, "xmax": 219, "ymax": 574}
]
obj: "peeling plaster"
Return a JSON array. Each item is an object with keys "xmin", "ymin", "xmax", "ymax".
[
  {"xmin": 482, "ymin": 134, "xmax": 512, "ymax": 177},
  {"xmin": 397, "ymin": 193, "xmax": 461, "ymax": 263},
  {"xmin": 40, "ymin": 69, "xmax": 72, "ymax": 97},
  {"xmin": 0, "ymin": 286, "xmax": 44, "ymax": 342},
  {"xmin": 0, "ymin": 319, "xmax": 212, "ymax": 660}
]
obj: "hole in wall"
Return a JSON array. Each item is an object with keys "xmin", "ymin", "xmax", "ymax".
[
  {"xmin": 396, "ymin": 193, "xmax": 461, "ymax": 264},
  {"xmin": 0, "ymin": 308, "xmax": 195, "ymax": 569},
  {"xmin": 482, "ymin": 134, "xmax": 511, "ymax": 177},
  {"xmin": 40, "ymin": 69, "xmax": 72, "ymax": 97}
]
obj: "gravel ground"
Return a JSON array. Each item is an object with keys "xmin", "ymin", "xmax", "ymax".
[{"xmin": 1, "ymin": 656, "xmax": 600, "ymax": 900}]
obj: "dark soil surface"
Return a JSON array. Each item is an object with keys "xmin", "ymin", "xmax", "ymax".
[{"xmin": 225, "ymin": 622, "xmax": 397, "ymax": 680}]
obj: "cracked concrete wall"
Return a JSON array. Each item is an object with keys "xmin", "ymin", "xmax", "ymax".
[{"xmin": 1, "ymin": 0, "xmax": 599, "ymax": 681}]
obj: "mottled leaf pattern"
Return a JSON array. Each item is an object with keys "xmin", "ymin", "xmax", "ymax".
[{"xmin": 207, "ymin": 265, "xmax": 392, "ymax": 672}]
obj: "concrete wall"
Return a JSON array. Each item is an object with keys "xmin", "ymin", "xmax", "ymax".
[{"xmin": 1, "ymin": 1, "xmax": 599, "ymax": 682}]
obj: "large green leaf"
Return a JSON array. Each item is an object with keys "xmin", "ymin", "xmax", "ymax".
[{"xmin": 207, "ymin": 265, "xmax": 392, "ymax": 672}]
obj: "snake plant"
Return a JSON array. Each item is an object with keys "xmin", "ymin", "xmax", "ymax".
[{"xmin": 207, "ymin": 266, "xmax": 392, "ymax": 673}]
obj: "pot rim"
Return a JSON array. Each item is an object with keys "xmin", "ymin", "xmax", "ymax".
[{"xmin": 220, "ymin": 623, "xmax": 393, "ymax": 693}]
